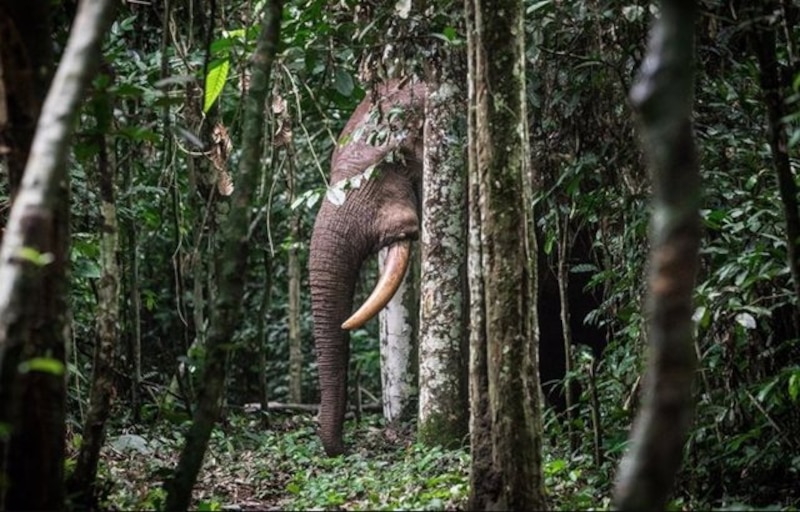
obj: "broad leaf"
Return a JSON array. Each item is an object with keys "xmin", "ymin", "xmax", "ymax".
[{"xmin": 204, "ymin": 58, "xmax": 230, "ymax": 113}]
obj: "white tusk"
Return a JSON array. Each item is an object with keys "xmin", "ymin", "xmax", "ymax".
[{"xmin": 341, "ymin": 240, "xmax": 411, "ymax": 330}]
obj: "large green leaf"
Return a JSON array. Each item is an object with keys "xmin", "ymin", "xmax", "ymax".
[{"xmin": 204, "ymin": 58, "xmax": 230, "ymax": 113}]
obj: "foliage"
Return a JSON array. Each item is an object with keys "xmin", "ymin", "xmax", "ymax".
[
  {"xmin": 76, "ymin": 414, "xmax": 468, "ymax": 510},
  {"xmin": 529, "ymin": 0, "xmax": 800, "ymax": 509},
  {"xmin": 12, "ymin": 0, "xmax": 794, "ymax": 509}
]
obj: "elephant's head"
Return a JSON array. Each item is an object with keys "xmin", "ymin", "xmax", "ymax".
[{"xmin": 309, "ymin": 79, "xmax": 426, "ymax": 456}]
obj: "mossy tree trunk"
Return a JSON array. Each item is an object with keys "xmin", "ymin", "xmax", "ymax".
[
  {"xmin": 0, "ymin": 1, "xmax": 117, "ymax": 509},
  {"xmin": 612, "ymin": 0, "xmax": 700, "ymax": 510},
  {"xmin": 466, "ymin": 0, "xmax": 546, "ymax": 508},
  {"xmin": 418, "ymin": 28, "xmax": 469, "ymax": 448}
]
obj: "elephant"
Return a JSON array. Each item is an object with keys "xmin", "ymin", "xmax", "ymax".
[{"xmin": 309, "ymin": 78, "xmax": 426, "ymax": 456}]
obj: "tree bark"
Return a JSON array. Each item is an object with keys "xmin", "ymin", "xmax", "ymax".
[
  {"xmin": 748, "ymin": 0, "xmax": 800, "ymax": 324},
  {"xmin": 379, "ymin": 244, "xmax": 418, "ymax": 423},
  {"xmin": 67, "ymin": 79, "xmax": 120, "ymax": 507},
  {"xmin": 0, "ymin": 1, "xmax": 117, "ymax": 509},
  {"xmin": 418, "ymin": 62, "xmax": 469, "ymax": 447},
  {"xmin": 0, "ymin": 0, "xmax": 54, "ymax": 199},
  {"xmin": 466, "ymin": 0, "xmax": 496, "ymax": 501},
  {"xmin": 287, "ymin": 145, "xmax": 303, "ymax": 404},
  {"xmin": 163, "ymin": 2, "xmax": 282, "ymax": 509},
  {"xmin": 612, "ymin": 1, "xmax": 700, "ymax": 510},
  {"xmin": 467, "ymin": 0, "xmax": 546, "ymax": 508},
  {"xmin": 123, "ymin": 159, "xmax": 143, "ymax": 423},
  {"xmin": 556, "ymin": 214, "xmax": 575, "ymax": 448}
]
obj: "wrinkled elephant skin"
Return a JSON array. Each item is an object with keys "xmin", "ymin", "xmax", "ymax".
[{"xmin": 309, "ymin": 79, "xmax": 426, "ymax": 456}]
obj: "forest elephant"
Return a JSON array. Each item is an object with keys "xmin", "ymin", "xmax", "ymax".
[{"xmin": 309, "ymin": 78, "xmax": 426, "ymax": 456}]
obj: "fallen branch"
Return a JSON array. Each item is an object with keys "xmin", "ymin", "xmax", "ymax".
[{"xmin": 241, "ymin": 402, "xmax": 383, "ymax": 415}]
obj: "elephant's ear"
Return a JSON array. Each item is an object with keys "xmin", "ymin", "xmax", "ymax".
[{"xmin": 341, "ymin": 240, "xmax": 411, "ymax": 330}]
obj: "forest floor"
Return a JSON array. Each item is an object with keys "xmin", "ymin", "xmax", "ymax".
[
  {"xmin": 73, "ymin": 409, "xmax": 800, "ymax": 511},
  {"xmin": 79, "ymin": 412, "xmax": 469, "ymax": 510}
]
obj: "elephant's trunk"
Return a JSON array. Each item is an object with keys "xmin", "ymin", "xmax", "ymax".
[{"xmin": 309, "ymin": 203, "xmax": 365, "ymax": 456}]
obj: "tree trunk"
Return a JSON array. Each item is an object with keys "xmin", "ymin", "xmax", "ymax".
[
  {"xmin": 379, "ymin": 244, "xmax": 418, "ymax": 423},
  {"xmin": 556, "ymin": 214, "xmax": 575, "ymax": 448},
  {"xmin": 257, "ymin": 250, "xmax": 273, "ymax": 413},
  {"xmin": 163, "ymin": 2, "xmax": 282, "ymax": 509},
  {"xmin": 121, "ymin": 158, "xmax": 143, "ymax": 422},
  {"xmin": 467, "ymin": 0, "xmax": 546, "ymax": 508},
  {"xmin": 287, "ymin": 145, "xmax": 303, "ymax": 404},
  {"xmin": 0, "ymin": 1, "xmax": 117, "ymax": 509},
  {"xmin": 67, "ymin": 80, "xmax": 120, "ymax": 507},
  {"xmin": 748, "ymin": 0, "xmax": 800, "ymax": 325},
  {"xmin": 465, "ymin": 0, "xmax": 497, "ymax": 504},
  {"xmin": 418, "ymin": 69, "xmax": 468, "ymax": 447},
  {"xmin": 612, "ymin": 1, "xmax": 700, "ymax": 510},
  {"xmin": 0, "ymin": 0, "xmax": 53, "ymax": 199}
]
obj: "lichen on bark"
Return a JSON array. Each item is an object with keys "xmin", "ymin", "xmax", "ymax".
[{"xmin": 418, "ymin": 69, "xmax": 469, "ymax": 448}]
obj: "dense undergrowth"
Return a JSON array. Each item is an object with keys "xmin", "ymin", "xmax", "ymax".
[
  {"xmin": 48, "ymin": 1, "xmax": 800, "ymax": 510},
  {"xmin": 72, "ymin": 414, "xmax": 469, "ymax": 511},
  {"xmin": 71, "ymin": 408, "xmax": 800, "ymax": 511}
]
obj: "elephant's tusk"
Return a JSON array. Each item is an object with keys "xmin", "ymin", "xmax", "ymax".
[{"xmin": 341, "ymin": 240, "xmax": 411, "ymax": 330}]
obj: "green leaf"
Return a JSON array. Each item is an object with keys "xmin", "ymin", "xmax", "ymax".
[
  {"xmin": 692, "ymin": 306, "xmax": 711, "ymax": 329},
  {"xmin": 544, "ymin": 232, "xmax": 555, "ymax": 255},
  {"xmin": 545, "ymin": 458, "xmax": 567, "ymax": 475},
  {"xmin": 789, "ymin": 372, "xmax": 800, "ymax": 402},
  {"xmin": 757, "ymin": 377, "xmax": 779, "ymax": 402},
  {"xmin": 19, "ymin": 357, "xmax": 65, "ymax": 376},
  {"xmin": 197, "ymin": 500, "xmax": 221, "ymax": 511},
  {"xmin": 526, "ymin": 0, "xmax": 553, "ymax": 13},
  {"xmin": 15, "ymin": 247, "xmax": 55, "ymax": 267},
  {"xmin": 333, "ymin": 69, "xmax": 354, "ymax": 97},
  {"xmin": 203, "ymin": 58, "xmax": 230, "ymax": 113}
]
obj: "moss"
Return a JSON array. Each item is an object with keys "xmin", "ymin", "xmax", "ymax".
[{"xmin": 417, "ymin": 410, "xmax": 467, "ymax": 449}]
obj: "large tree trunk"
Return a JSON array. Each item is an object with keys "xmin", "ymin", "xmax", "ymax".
[
  {"xmin": 612, "ymin": 0, "xmax": 700, "ymax": 510},
  {"xmin": 467, "ymin": 0, "xmax": 546, "ymax": 508},
  {"xmin": 0, "ymin": 1, "xmax": 117, "ymax": 509},
  {"xmin": 163, "ymin": 2, "xmax": 282, "ymax": 508},
  {"xmin": 418, "ymin": 70, "xmax": 469, "ymax": 446}
]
